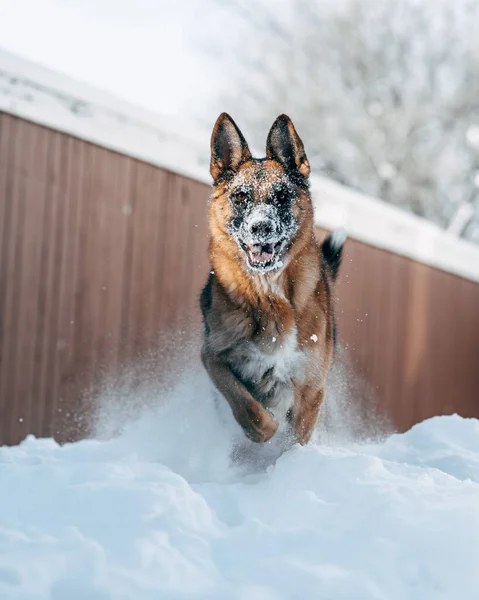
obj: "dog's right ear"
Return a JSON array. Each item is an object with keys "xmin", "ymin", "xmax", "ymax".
[
  {"xmin": 210, "ymin": 113, "xmax": 252, "ymax": 183},
  {"xmin": 266, "ymin": 114, "xmax": 310, "ymax": 178}
]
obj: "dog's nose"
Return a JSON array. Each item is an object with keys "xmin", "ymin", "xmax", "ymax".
[{"xmin": 249, "ymin": 219, "xmax": 275, "ymax": 238}]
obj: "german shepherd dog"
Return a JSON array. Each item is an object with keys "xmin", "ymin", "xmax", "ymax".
[{"xmin": 200, "ymin": 113, "xmax": 344, "ymax": 447}]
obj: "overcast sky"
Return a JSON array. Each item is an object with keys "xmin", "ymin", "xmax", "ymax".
[{"xmin": 0, "ymin": 0, "xmax": 215, "ymax": 118}]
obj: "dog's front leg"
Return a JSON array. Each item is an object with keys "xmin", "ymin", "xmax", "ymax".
[
  {"xmin": 292, "ymin": 385, "xmax": 325, "ymax": 445},
  {"xmin": 201, "ymin": 348, "xmax": 279, "ymax": 443}
]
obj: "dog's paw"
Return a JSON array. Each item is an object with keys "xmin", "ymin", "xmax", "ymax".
[{"xmin": 243, "ymin": 405, "xmax": 279, "ymax": 443}]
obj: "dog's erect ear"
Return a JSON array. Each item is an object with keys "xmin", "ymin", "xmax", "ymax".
[
  {"xmin": 266, "ymin": 115, "xmax": 310, "ymax": 178},
  {"xmin": 210, "ymin": 113, "xmax": 252, "ymax": 183}
]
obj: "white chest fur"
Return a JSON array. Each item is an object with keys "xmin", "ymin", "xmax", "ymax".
[{"xmin": 234, "ymin": 327, "xmax": 305, "ymax": 423}]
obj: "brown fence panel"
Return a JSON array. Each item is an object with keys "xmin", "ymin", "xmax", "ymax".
[
  {"xmin": 0, "ymin": 113, "xmax": 210, "ymax": 445},
  {"xmin": 322, "ymin": 231, "xmax": 479, "ymax": 433},
  {"xmin": 1, "ymin": 112, "xmax": 479, "ymax": 445}
]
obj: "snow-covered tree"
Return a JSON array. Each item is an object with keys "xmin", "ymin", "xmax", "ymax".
[{"xmin": 207, "ymin": 0, "xmax": 479, "ymax": 243}]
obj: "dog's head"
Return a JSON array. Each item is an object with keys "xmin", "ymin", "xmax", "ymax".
[{"xmin": 209, "ymin": 113, "xmax": 313, "ymax": 273}]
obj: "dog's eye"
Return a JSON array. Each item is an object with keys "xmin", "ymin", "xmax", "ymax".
[
  {"xmin": 235, "ymin": 191, "xmax": 246, "ymax": 202},
  {"xmin": 275, "ymin": 189, "xmax": 289, "ymax": 204},
  {"xmin": 232, "ymin": 191, "xmax": 247, "ymax": 209}
]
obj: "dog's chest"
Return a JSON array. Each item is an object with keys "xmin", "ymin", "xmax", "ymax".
[
  {"xmin": 230, "ymin": 327, "xmax": 305, "ymax": 422},
  {"xmin": 239, "ymin": 328, "xmax": 302, "ymax": 381}
]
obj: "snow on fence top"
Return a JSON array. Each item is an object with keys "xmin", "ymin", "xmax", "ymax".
[{"xmin": 2, "ymin": 47, "xmax": 479, "ymax": 283}]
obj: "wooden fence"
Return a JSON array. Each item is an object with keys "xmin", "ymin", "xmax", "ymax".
[{"xmin": 1, "ymin": 112, "xmax": 479, "ymax": 445}]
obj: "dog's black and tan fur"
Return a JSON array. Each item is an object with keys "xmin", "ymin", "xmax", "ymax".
[{"xmin": 200, "ymin": 113, "xmax": 344, "ymax": 445}]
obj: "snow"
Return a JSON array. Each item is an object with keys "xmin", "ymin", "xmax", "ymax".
[
  {"xmin": 1, "ymin": 368, "xmax": 479, "ymax": 600},
  {"xmin": 466, "ymin": 125, "xmax": 479, "ymax": 149}
]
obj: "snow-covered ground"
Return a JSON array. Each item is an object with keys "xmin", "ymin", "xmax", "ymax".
[{"xmin": 1, "ymin": 367, "xmax": 479, "ymax": 600}]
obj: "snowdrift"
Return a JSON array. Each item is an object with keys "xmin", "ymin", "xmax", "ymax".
[{"xmin": 1, "ymin": 368, "xmax": 479, "ymax": 600}]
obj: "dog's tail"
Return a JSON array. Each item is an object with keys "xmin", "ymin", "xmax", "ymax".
[{"xmin": 321, "ymin": 228, "xmax": 346, "ymax": 282}]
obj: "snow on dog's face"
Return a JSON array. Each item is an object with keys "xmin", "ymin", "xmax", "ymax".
[
  {"xmin": 209, "ymin": 113, "xmax": 312, "ymax": 274},
  {"xmin": 226, "ymin": 164, "xmax": 299, "ymax": 272}
]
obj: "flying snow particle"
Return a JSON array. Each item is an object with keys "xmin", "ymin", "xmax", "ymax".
[
  {"xmin": 378, "ymin": 162, "xmax": 397, "ymax": 181},
  {"xmin": 466, "ymin": 125, "xmax": 479, "ymax": 149},
  {"xmin": 310, "ymin": 334, "xmax": 318, "ymax": 343}
]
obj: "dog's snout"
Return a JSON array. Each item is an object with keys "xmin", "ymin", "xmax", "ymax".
[{"xmin": 249, "ymin": 219, "xmax": 275, "ymax": 238}]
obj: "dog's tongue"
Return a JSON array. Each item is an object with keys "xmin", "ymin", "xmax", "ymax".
[{"xmin": 248, "ymin": 243, "xmax": 274, "ymax": 264}]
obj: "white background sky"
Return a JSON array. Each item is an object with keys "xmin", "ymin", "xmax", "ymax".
[
  {"xmin": 0, "ymin": 0, "xmax": 296, "ymax": 134},
  {"xmin": 0, "ymin": 0, "xmax": 215, "ymax": 118}
]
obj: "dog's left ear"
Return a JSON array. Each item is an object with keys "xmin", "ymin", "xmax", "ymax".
[
  {"xmin": 210, "ymin": 113, "xmax": 252, "ymax": 183},
  {"xmin": 266, "ymin": 115, "xmax": 310, "ymax": 178}
]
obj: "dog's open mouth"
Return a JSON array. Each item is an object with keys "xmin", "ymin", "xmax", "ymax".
[{"xmin": 241, "ymin": 240, "xmax": 284, "ymax": 269}]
